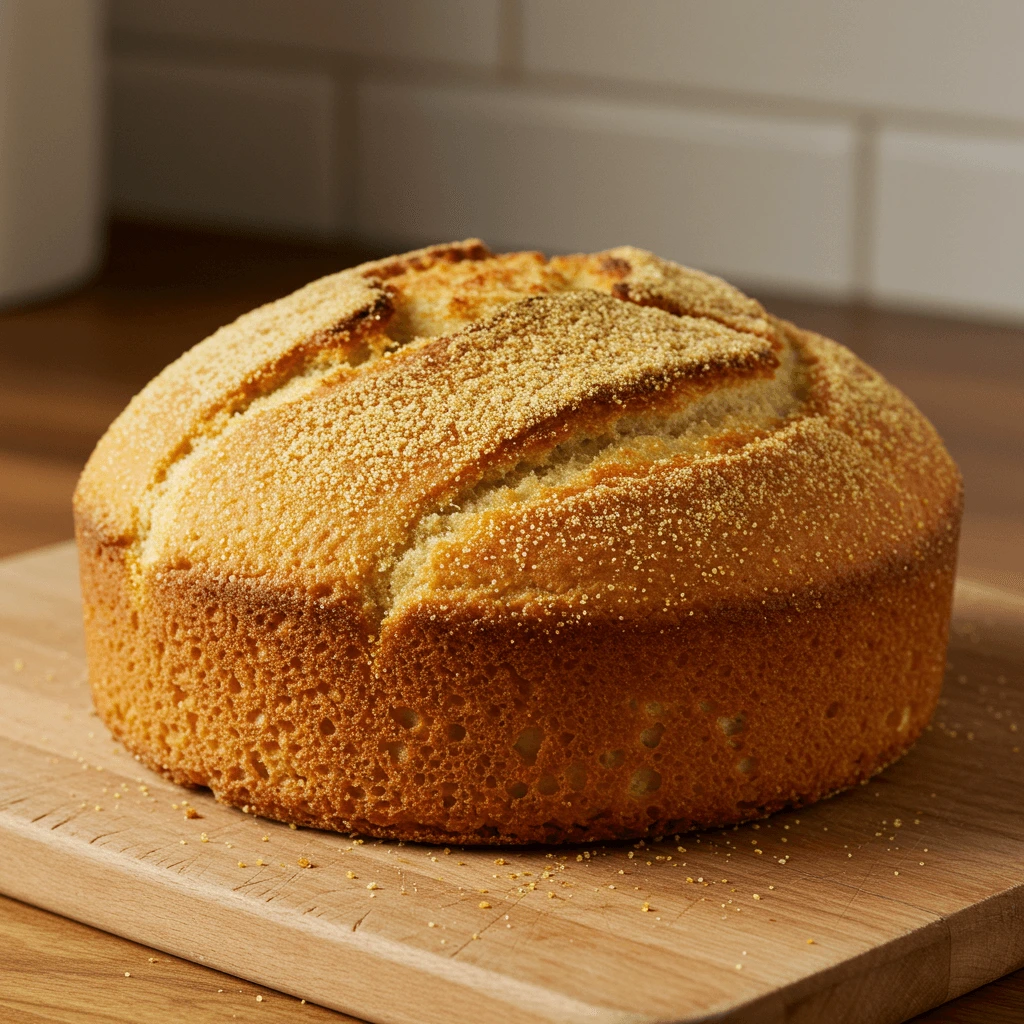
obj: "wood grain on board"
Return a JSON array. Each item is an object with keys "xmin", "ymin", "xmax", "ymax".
[{"xmin": 0, "ymin": 544, "xmax": 1021, "ymax": 1024}]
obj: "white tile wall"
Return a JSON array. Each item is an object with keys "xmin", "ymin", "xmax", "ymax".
[
  {"xmin": 358, "ymin": 81, "xmax": 856, "ymax": 295},
  {"xmin": 104, "ymin": 1, "xmax": 1024, "ymax": 320},
  {"xmin": 523, "ymin": 1, "xmax": 1024, "ymax": 124},
  {"xmin": 872, "ymin": 130, "xmax": 1024, "ymax": 320},
  {"xmin": 110, "ymin": 56, "xmax": 347, "ymax": 235},
  {"xmin": 112, "ymin": 0, "xmax": 502, "ymax": 69}
]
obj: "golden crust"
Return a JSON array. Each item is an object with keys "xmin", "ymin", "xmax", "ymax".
[{"xmin": 74, "ymin": 242, "xmax": 962, "ymax": 844}]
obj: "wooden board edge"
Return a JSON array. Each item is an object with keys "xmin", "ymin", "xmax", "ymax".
[
  {"xmin": 683, "ymin": 916, "xmax": 950, "ymax": 1024},
  {"xmin": 954, "ymin": 578, "xmax": 1024, "ymax": 655},
  {"xmin": 0, "ymin": 812, "xmax": 650, "ymax": 1024}
]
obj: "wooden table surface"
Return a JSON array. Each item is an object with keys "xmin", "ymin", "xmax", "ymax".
[{"xmin": 1, "ymin": 222, "xmax": 1021, "ymax": 1022}]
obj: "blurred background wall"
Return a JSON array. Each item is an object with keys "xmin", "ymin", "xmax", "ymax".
[{"xmin": 107, "ymin": 0, "xmax": 1024, "ymax": 322}]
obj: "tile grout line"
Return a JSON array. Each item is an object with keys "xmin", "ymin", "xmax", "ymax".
[
  {"xmin": 851, "ymin": 114, "xmax": 880, "ymax": 301},
  {"xmin": 109, "ymin": 32, "xmax": 1024, "ymax": 144}
]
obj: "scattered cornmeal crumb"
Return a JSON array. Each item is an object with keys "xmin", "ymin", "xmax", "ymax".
[
  {"xmin": 346, "ymin": 871, "xmax": 357, "ymax": 879},
  {"xmin": 124, "ymin": 972, "xmax": 131, "ymax": 978},
  {"xmin": 200, "ymin": 833, "xmax": 209, "ymax": 842},
  {"xmin": 753, "ymin": 894, "xmax": 761, "ymax": 900},
  {"xmin": 297, "ymin": 857, "xmax": 311, "ymax": 868},
  {"xmin": 367, "ymin": 882, "xmax": 379, "ymax": 890},
  {"xmin": 238, "ymin": 861, "xmax": 246, "ymax": 868},
  {"xmin": 641, "ymin": 902, "xmax": 651, "ymax": 912},
  {"xmin": 184, "ymin": 808, "xmax": 200, "ymax": 819},
  {"xmin": 289, "ymin": 823, "xmax": 297, "ymax": 830},
  {"xmin": 256, "ymin": 859, "xmax": 265, "ymax": 867},
  {"xmin": 807, "ymin": 939, "xmax": 816, "ymax": 945},
  {"xmin": 478, "ymin": 901, "xmax": 491, "ymax": 909},
  {"xmin": 262, "ymin": 835, "xmax": 269, "ymax": 842},
  {"xmin": 256, "ymin": 995, "xmax": 263, "ymax": 1002}
]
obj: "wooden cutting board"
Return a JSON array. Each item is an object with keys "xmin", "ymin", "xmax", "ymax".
[{"xmin": 1, "ymin": 543, "xmax": 1022, "ymax": 1024}]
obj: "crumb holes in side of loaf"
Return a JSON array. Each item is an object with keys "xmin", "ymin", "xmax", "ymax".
[
  {"xmin": 599, "ymin": 749, "xmax": 625, "ymax": 770},
  {"xmin": 249, "ymin": 752, "xmax": 270, "ymax": 780},
  {"xmin": 319, "ymin": 717, "xmax": 336, "ymax": 735},
  {"xmin": 508, "ymin": 667, "xmax": 532, "ymax": 698},
  {"xmin": 440, "ymin": 782, "xmax": 458, "ymax": 808},
  {"xmin": 564, "ymin": 764, "xmax": 587, "ymax": 791},
  {"xmin": 512, "ymin": 726, "xmax": 543, "ymax": 765},
  {"xmin": 537, "ymin": 774, "xmax": 558, "ymax": 795},
  {"xmin": 737, "ymin": 756, "xmax": 757, "ymax": 775},
  {"xmin": 629, "ymin": 767, "xmax": 662, "ymax": 797},
  {"xmin": 392, "ymin": 706, "xmax": 421, "ymax": 730},
  {"xmin": 718, "ymin": 713, "xmax": 746, "ymax": 737},
  {"xmin": 825, "ymin": 701, "xmax": 841, "ymax": 719},
  {"xmin": 448, "ymin": 723, "xmax": 467, "ymax": 742},
  {"xmin": 508, "ymin": 781, "xmax": 528, "ymax": 800},
  {"xmin": 640, "ymin": 724, "xmax": 665, "ymax": 748},
  {"xmin": 383, "ymin": 740, "xmax": 407, "ymax": 763}
]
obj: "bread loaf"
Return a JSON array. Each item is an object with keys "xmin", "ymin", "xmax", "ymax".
[{"xmin": 74, "ymin": 241, "xmax": 962, "ymax": 844}]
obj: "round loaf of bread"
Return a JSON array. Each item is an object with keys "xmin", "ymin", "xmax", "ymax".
[{"xmin": 75, "ymin": 241, "xmax": 962, "ymax": 844}]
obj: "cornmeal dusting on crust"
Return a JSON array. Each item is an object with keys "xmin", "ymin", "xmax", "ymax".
[{"xmin": 74, "ymin": 241, "xmax": 962, "ymax": 845}]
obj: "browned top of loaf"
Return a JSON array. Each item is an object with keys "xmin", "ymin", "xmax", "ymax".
[{"xmin": 75, "ymin": 242, "xmax": 961, "ymax": 633}]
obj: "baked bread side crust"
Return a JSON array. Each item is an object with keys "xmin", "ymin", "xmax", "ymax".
[{"xmin": 74, "ymin": 243, "xmax": 962, "ymax": 843}]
